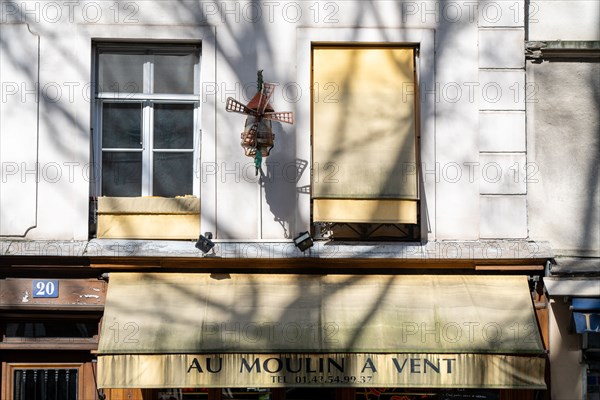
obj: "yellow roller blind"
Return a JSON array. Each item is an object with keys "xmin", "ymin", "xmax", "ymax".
[{"xmin": 312, "ymin": 46, "xmax": 418, "ymax": 200}]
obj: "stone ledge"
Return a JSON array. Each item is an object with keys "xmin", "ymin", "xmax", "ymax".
[
  {"xmin": 1, "ymin": 239, "xmax": 554, "ymax": 261},
  {"xmin": 526, "ymin": 40, "xmax": 600, "ymax": 60},
  {"xmin": 549, "ymin": 257, "xmax": 600, "ymax": 275}
]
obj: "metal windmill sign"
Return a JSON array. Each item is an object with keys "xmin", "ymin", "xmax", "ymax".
[{"xmin": 225, "ymin": 71, "xmax": 295, "ymax": 174}]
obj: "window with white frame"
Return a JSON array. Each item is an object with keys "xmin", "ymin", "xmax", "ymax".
[{"xmin": 94, "ymin": 43, "xmax": 201, "ymax": 198}]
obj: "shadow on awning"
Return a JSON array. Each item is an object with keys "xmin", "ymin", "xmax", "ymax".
[{"xmin": 97, "ymin": 273, "xmax": 546, "ymax": 389}]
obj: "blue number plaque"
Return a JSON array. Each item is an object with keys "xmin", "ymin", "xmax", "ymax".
[{"xmin": 32, "ymin": 280, "xmax": 59, "ymax": 298}]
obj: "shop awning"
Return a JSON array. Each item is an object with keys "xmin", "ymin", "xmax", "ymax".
[
  {"xmin": 544, "ymin": 279, "xmax": 600, "ymax": 334},
  {"xmin": 571, "ymin": 298, "xmax": 600, "ymax": 333},
  {"xmin": 97, "ymin": 273, "xmax": 545, "ymax": 389},
  {"xmin": 573, "ymin": 312, "xmax": 600, "ymax": 333},
  {"xmin": 544, "ymin": 277, "xmax": 600, "ymax": 297}
]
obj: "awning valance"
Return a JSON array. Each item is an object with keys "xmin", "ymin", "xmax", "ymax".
[
  {"xmin": 98, "ymin": 353, "xmax": 545, "ymax": 389},
  {"xmin": 97, "ymin": 273, "xmax": 545, "ymax": 389}
]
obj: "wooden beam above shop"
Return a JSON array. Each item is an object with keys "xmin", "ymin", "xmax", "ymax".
[
  {"xmin": 476, "ymin": 265, "xmax": 545, "ymax": 271},
  {"xmin": 88, "ymin": 257, "xmax": 546, "ymax": 273}
]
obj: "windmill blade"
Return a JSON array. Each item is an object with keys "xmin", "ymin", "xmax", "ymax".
[
  {"xmin": 263, "ymin": 111, "xmax": 295, "ymax": 124},
  {"xmin": 256, "ymin": 83, "xmax": 276, "ymax": 115},
  {"xmin": 226, "ymin": 97, "xmax": 257, "ymax": 116}
]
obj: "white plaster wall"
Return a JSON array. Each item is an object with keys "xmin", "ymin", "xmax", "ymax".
[
  {"xmin": 0, "ymin": 24, "xmax": 38, "ymax": 236},
  {"xmin": 527, "ymin": 61, "xmax": 600, "ymax": 257},
  {"xmin": 477, "ymin": 18, "xmax": 527, "ymax": 240},
  {"xmin": 528, "ymin": 1, "xmax": 600, "ymax": 41},
  {"xmin": 480, "ymin": 112, "xmax": 526, "ymax": 152},
  {"xmin": 0, "ymin": 3, "xmax": 218, "ymax": 240},
  {"xmin": 480, "ymin": 195, "xmax": 527, "ymax": 238},
  {"xmin": 549, "ymin": 299, "xmax": 585, "ymax": 400},
  {"xmin": 210, "ymin": 6, "xmax": 300, "ymax": 240},
  {"xmin": 479, "ymin": 29, "xmax": 524, "ymax": 69},
  {"xmin": 434, "ymin": 24, "xmax": 480, "ymax": 240},
  {"xmin": 0, "ymin": 1, "xmax": 570, "ymax": 242},
  {"xmin": 478, "ymin": 0, "xmax": 524, "ymax": 28},
  {"xmin": 0, "ymin": 19, "xmax": 92, "ymax": 240}
]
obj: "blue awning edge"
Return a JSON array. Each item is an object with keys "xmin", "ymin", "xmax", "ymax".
[
  {"xmin": 572, "ymin": 298, "xmax": 600, "ymax": 311},
  {"xmin": 569, "ymin": 298, "xmax": 600, "ymax": 333},
  {"xmin": 573, "ymin": 312, "xmax": 600, "ymax": 333}
]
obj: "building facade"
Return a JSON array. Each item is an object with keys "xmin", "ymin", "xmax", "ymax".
[
  {"xmin": 0, "ymin": 1, "xmax": 598, "ymax": 399},
  {"xmin": 525, "ymin": 6, "xmax": 600, "ymax": 399}
]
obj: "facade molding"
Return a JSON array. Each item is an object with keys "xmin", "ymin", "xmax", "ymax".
[
  {"xmin": 0, "ymin": 239, "xmax": 553, "ymax": 262},
  {"xmin": 526, "ymin": 40, "xmax": 600, "ymax": 61}
]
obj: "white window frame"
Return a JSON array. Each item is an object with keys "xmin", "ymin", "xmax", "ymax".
[{"xmin": 92, "ymin": 44, "xmax": 201, "ymax": 198}]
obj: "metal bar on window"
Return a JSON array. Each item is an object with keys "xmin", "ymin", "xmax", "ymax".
[
  {"xmin": 142, "ymin": 56, "xmax": 151, "ymax": 95},
  {"xmin": 25, "ymin": 369, "xmax": 74, "ymax": 400},
  {"xmin": 54, "ymin": 369, "xmax": 59, "ymax": 400},
  {"xmin": 151, "ymin": 149, "xmax": 194, "ymax": 153},
  {"xmin": 33, "ymin": 370, "xmax": 38, "ymax": 400},
  {"xmin": 16, "ymin": 370, "xmax": 23, "ymax": 400},
  {"xmin": 96, "ymin": 44, "xmax": 200, "ymax": 53},
  {"xmin": 42, "ymin": 370, "xmax": 48, "ymax": 400},
  {"xmin": 97, "ymin": 93, "xmax": 200, "ymax": 102},
  {"xmin": 66, "ymin": 370, "xmax": 70, "ymax": 400},
  {"xmin": 143, "ymin": 102, "xmax": 152, "ymax": 195},
  {"xmin": 193, "ymin": 110, "xmax": 201, "ymax": 197},
  {"xmin": 145, "ymin": 56, "xmax": 153, "ymax": 94},
  {"xmin": 101, "ymin": 148, "xmax": 145, "ymax": 152}
]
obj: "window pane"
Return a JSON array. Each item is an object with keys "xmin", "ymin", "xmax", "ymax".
[
  {"xmin": 154, "ymin": 104, "xmax": 195, "ymax": 149},
  {"xmin": 102, "ymin": 103, "xmax": 142, "ymax": 149},
  {"xmin": 99, "ymin": 53, "xmax": 144, "ymax": 93},
  {"xmin": 153, "ymin": 152, "xmax": 193, "ymax": 197},
  {"xmin": 14, "ymin": 369, "xmax": 78, "ymax": 400},
  {"xmin": 154, "ymin": 53, "xmax": 199, "ymax": 94},
  {"xmin": 102, "ymin": 152, "xmax": 142, "ymax": 196}
]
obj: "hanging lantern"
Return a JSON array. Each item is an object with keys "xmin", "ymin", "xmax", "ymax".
[{"xmin": 225, "ymin": 71, "xmax": 295, "ymax": 174}]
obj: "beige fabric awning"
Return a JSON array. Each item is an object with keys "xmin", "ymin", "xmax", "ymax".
[{"xmin": 97, "ymin": 273, "xmax": 546, "ymax": 389}]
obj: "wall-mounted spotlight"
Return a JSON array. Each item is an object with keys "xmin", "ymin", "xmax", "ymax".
[
  {"xmin": 195, "ymin": 232, "xmax": 215, "ymax": 254},
  {"xmin": 293, "ymin": 231, "xmax": 314, "ymax": 252}
]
